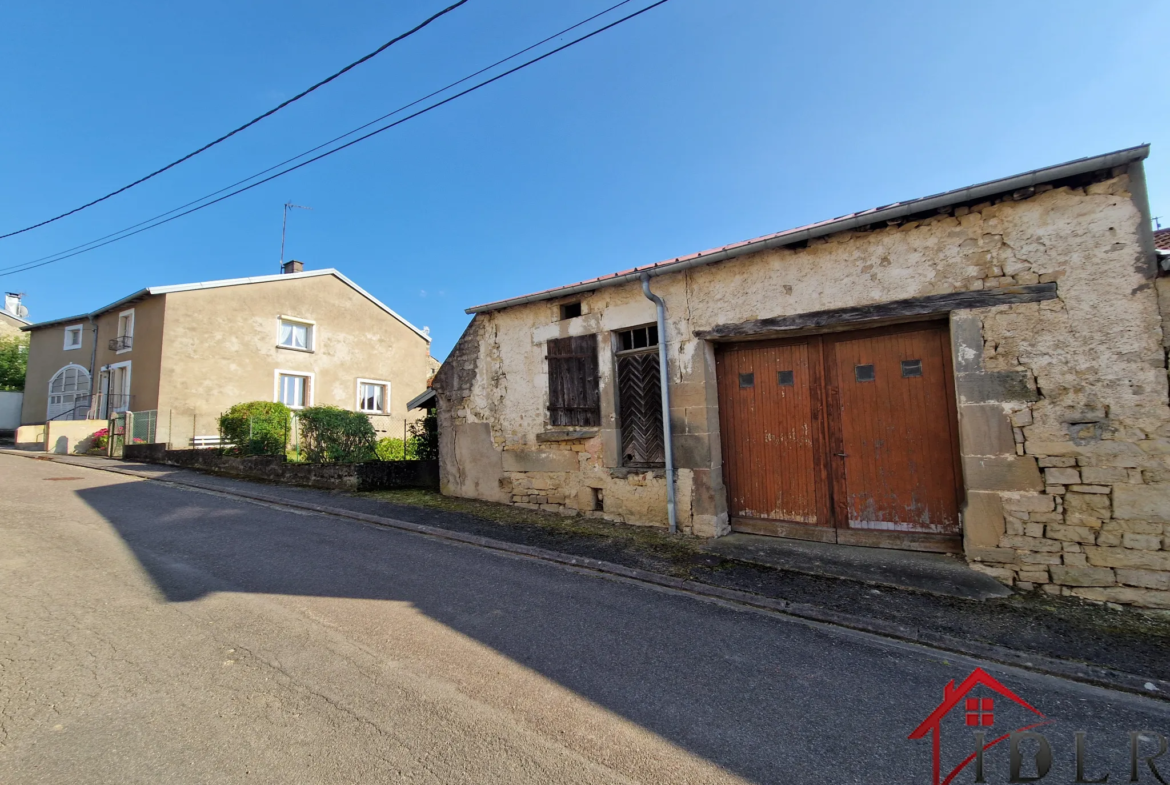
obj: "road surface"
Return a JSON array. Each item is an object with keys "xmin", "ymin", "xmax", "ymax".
[{"xmin": 1, "ymin": 453, "xmax": 1168, "ymax": 784}]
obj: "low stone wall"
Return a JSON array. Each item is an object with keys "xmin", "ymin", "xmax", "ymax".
[{"xmin": 122, "ymin": 443, "xmax": 438, "ymax": 492}]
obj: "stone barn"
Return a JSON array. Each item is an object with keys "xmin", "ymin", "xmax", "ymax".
[{"xmin": 433, "ymin": 144, "xmax": 1170, "ymax": 608}]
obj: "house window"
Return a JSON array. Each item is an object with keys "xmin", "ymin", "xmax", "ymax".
[
  {"xmin": 901, "ymin": 359, "xmax": 923, "ymax": 378},
  {"xmin": 277, "ymin": 317, "xmax": 314, "ymax": 351},
  {"xmin": 114, "ymin": 309, "xmax": 134, "ymax": 352},
  {"xmin": 546, "ymin": 334, "xmax": 600, "ymax": 427},
  {"xmin": 855, "ymin": 364, "xmax": 875, "ymax": 382},
  {"xmin": 777, "ymin": 370, "xmax": 795, "ymax": 386},
  {"xmin": 63, "ymin": 325, "xmax": 83, "ymax": 351},
  {"xmin": 275, "ymin": 371, "xmax": 313, "ymax": 409},
  {"xmin": 615, "ymin": 325, "xmax": 663, "ymax": 466},
  {"xmin": 965, "ymin": 698, "xmax": 994, "ymax": 727},
  {"xmin": 560, "ymin": 302, "xmax": 582, "ymax": 320},
  {"xmin": 356, "ymin": 379, "xmax": 389, "ymax": 414},
  {"xmin": 47, "ymin": 364, "xmax": 90, "ymax": 420}
]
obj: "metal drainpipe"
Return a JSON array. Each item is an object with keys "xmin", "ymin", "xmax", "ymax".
[
  {"xmin": 640, "ymin": 274, "xmax": 677, "ymax": 534},
  {"xmin": 86, "ymin": 315, "xmax": 98, "ymax": 414}
]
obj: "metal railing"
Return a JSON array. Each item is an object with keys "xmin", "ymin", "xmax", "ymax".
[
  {"xmin": 87, "ymin": 393, "xmax": 134, "ymax": 420},
  {"xmin": 47, "ymin": 395, "xmax": 92, "ymax": 421},
  {"xmin": 108, "ymin": 335, "xmax": 133, "ymax": 351}
]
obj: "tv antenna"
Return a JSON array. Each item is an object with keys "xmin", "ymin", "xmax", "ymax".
[{"xmin": 280, "ymin": 202, "xmax": 313, "ymax": 270}]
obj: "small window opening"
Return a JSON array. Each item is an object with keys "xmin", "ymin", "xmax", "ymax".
[
  {"xmin": 560, "ymin": 302, "xmax": 582, "ymax": 320},
  {"xmin": 739, "ymin": 372, "xmax": 755, "ymax": 388},
  {"xmin": 855, "ymin": 364, "xmax": 875, "ymax": 382},
  {"xmin": 901, "ymin": 359, "xmax": 923, "ymax": 378},
  {"xmin": 617, "ymin": 325, "xmax": 658, "ymax": 352},
  {"xmin": 777, "ymin": 370, "xmax": 794, "ymax": 386}
]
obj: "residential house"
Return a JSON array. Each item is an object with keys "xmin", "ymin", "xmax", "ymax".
[
  {"xmin": 21, "ymin": 262, "xmax": 434, "ymax": 446},
  {"xmin": 0, "ymin": 293, "xmax": 30, "ymax": 338},
  {"xmin": 433, "ymin": 144, "xmax": 1170, "ymax": 608}
]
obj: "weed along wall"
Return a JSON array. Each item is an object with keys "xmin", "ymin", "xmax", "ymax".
[{"xmin": 434, "ymin": 150, "xmax": 1170, "ymax": 609}]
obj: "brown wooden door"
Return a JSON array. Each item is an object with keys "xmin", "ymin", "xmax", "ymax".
[
  {"xmin": 716, "ymin": 322, "xmax": 961, "ymax": 551},
  {"xmin": 715, "ymin": 337, "xmax": 831, "ymax": 537}
]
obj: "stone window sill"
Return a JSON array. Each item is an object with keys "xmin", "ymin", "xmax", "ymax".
[{"xmin": 536, "ymin": 429, "xmax": 598, "ymax": 442}]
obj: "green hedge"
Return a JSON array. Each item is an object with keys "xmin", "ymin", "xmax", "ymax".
[
  {"xmin": 375, "ymin": 437, "xmax": 406, "ymax": 461},
  {"xmin": 218, "ymin": 401, "xmax": 291, "ymax": 456},
  {"xmin": 297, "ymin": 405, "xmax": 377, "ymax": 463}
]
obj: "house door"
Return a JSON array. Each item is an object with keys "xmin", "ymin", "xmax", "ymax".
[{"xmin": 715, "ymin": 322, "xmax": 962, "ymax": 552}]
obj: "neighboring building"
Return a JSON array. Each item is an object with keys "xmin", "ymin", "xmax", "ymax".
[
  {"xmin": 434, "ymin": 144, "xmax": 1170, "ymax": 608},
  {"xmin": 21, "ymin": 263, "xmax": 434, "ymax": 445},
  {"xmin": 0, "ymin": 292, "xmax": 30, "ymax": 337}
]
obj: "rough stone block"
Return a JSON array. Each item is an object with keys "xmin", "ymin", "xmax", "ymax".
[
  {"xmin": 672, "ymin": 434, "xmax": 712, "ymax": 469},
  {"xmin": 1045, "ymin": 467, "xmax": 1080, "ymax": 485},
  {"xmin": 1038, "ymin": 457, "xmax": 1077, "ymax": 468},
  {"xmin": 1084, "ymin": 546, "xmax": 1170, "ymax": 571},
  {"xmin": 1001, "ymin": 535, "xmax": 1062, "ymax": 552},
  {"xmin": 1046, "ymin": 524, "xmax": 1097, "ymax": 543},
  {"xmin": 950, "ymin": 314, "xmax": 984, "ymax": 374},
  {"xmin": 1050, "ymin": 566, "xmax": 1116, "ymax": 587},
  {"xmin": 501, "ymin": 450, "xmax": 579, "ymax": 473},
  {"xmin": 967, "ymin": 546, "xmax": 1019, "ymax": 564},
  {"xmin": 1064, "ymin": 492, "xmax": 1111, "ymax": 514},
  {"xmin": 1001, "ymin": 493, "xmax": 1055, "ymax": 512},
  {"xmin": 964, "ymin": 456, "xmax": 1043, "ymax": 491},
  {"xmin": 1017, "ymin": 569, "xmax": 1050, "ymax": 584},
  {"xmin": 1122, "ymin": 532, "xmax": 1163, "ymax": 550},
  {"xmin": 1011, "ymin": 409, "xmax": 1034, "ymax": 428},
  {"xmin": 959, "ymin": 404, "xmax": 1016, "ymax": 455},
  {"xmin": 1116, "ymin": 569, "xmax": 1170, "ymax": 591},
  {"xmin": 1113, "ymin": 484, "xmax": 1170, "ymax": 523},
  {"xmin": 1019, "ymin": 552, "xmax": 1062, "ymax": 565},
  {"xmin": 1069, "ymin": 587, "xmax": 1170, "ymax": 610},
  {"xmin": 956, "ymin": 371, "xmax": 1039, "ymax": 404},
  {"xmin": 963, "ymin": 491, "xmax": 1005, "ymax": 548},
  {"xmin": 1069, "ymin": 485, "xmax": 1110, "ymax": 494},
  {"xmin": 1080, "ymin": 467, "xmax": 1130, "ymax": 484}
]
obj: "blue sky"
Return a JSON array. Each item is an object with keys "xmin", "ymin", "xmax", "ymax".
[{"xmin": 2, "ymin": 0, "xmax": 1167, "ymax": 359}]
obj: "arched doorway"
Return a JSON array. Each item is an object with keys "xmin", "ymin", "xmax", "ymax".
[{"xmin": 47, "ymin": 364, "xmax": 91, "ymax": 420}]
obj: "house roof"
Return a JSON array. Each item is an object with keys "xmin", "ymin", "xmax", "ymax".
[
  {"xmin": 467, "ymin": 144, "xmax": 1150, "ymax": 314},
  {"xmin": 1156, "ymin": 227, "xmax": 1170, "ymax": 251},
  {"xmin": 0, "ymin": 309, "xmax": 29, "ymax": 328},
  {"xmin": 22, "ymin": 268, "xmax": 429, "ymax": 342},
  {"xmin": 406, "ymin": 388, "xmax": 436, "ymax": 410}
]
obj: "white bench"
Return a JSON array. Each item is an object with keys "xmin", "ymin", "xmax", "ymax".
[{"xmin": 190, "ymin": 435, "xmax": 231, "ymax": 449}]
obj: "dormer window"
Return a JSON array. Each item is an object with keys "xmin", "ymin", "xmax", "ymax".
[{"xmin": 277, "ymin": 317, "xmax": 314, "ymax": 352}]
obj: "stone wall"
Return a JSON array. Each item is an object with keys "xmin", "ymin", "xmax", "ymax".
[
  {"xmin": 433, "ymin": 161, "xmax": 1170, "ymax": 607},
  {"xmin": 122, "ymin": 443, "xmax": 439, "ymax": 492}
]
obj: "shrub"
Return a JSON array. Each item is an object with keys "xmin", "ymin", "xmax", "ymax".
[
  {"xmin": 375, "ymin": 437, "xmax": 406, "ymax": 461},
  {"xmin": 0, "ymin": 333, "xmax": 29, "ymax": 391},
  {"xmin": 297, "ymin": 405, "xmax": 376, "ymax": 463},
  {"xmin": 408, "ymin": 409, "xmax": 439, "ymax": 460},
  {"xmin": 218, "ymin": 401, "xmax": 291, "ymax": 456}
]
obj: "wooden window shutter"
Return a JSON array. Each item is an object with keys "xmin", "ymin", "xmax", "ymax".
[
  {"xmin": 546, "ymin": 334, "xmax": 601, "ymax": 426},
  {"xmin": 617, "ymin": 351, "xmax": 664, "ymax": 465}
]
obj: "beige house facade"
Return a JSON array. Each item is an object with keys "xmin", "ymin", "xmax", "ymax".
[
  {"xmin": 434, "ymin": 144, "xmax": 1170, "ymax": 608},
  {"xmin": 22, "ymin": 266, "xmax": 434, "ymax": 445},
  {"xmin": 1, "ymin": 293, "xmax": 30, "ymax": 338}
]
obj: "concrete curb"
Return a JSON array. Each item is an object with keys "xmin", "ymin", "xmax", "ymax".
[{"xmin": 11, "ymin": 450, "xmax": 1170, "ymax": 702}]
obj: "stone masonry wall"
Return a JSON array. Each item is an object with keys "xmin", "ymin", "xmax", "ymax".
[{"xmin": 434, "ymin": 162, "xmax": 1170, "ymax": 608}]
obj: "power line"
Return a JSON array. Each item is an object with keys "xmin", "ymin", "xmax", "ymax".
[
  {"xmin": 0, "ymin": 0, "xmax": 668, "ymax": 280},
  {"xmin": 0, "ymin": 0, "xmax": 635, "ymax": 276},
  {"xmin": 0, "ymin": 0, "xmax": 470, "ymax": 241}
]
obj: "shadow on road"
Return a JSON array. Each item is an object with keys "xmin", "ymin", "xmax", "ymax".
[{"xmin": 72, "ymin": 480, "xmax": 1169, "ymax": 785}]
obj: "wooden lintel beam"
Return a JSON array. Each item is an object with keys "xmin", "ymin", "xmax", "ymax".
[{"xmin": 694, "ymin": 283, "xmax": 1058, "ymax": 340}]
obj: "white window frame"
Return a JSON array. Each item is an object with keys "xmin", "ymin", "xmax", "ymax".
[
  {"xmin": 355, "ymin": 378, "xmax": 391, "ymax": 414},
  {"xmin": 116, "ymin": 308, "xmax": 135, "ymax": 354},
  {"xmin": 276, "ymin": 315, "xmax": 315, "ymax": 353},
  {"xmin": 102, "ymin": 360, "xmax": 132, "ymax": 414},
  {"xmin": 63, "ymin": 324, "xmax": 84, "ymax": 351},
  {"xmin": 46, "ymin": 363, "xmax": 91, "ymax": 420},
  {"xmin": 274, "ymin": 369, "xmax": 314, "ymax": 409}
]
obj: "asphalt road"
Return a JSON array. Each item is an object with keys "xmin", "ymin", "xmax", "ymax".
[{"xmin": 2, "ymin": 453, "xmax": 1169, "ymax": 785}]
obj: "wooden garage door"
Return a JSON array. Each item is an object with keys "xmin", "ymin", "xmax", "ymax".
[{"xmin": 716, "ymin": 322, "xmax": 962, "ymax": 552}]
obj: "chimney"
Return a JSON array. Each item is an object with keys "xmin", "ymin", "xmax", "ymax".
[
  {"xmin": 282, "ymin": 260, "xmax": 304, "ymax": 275},
  {"xmin": 4, "ymin": 292, "xmax": 23, "ymax": 317}
]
